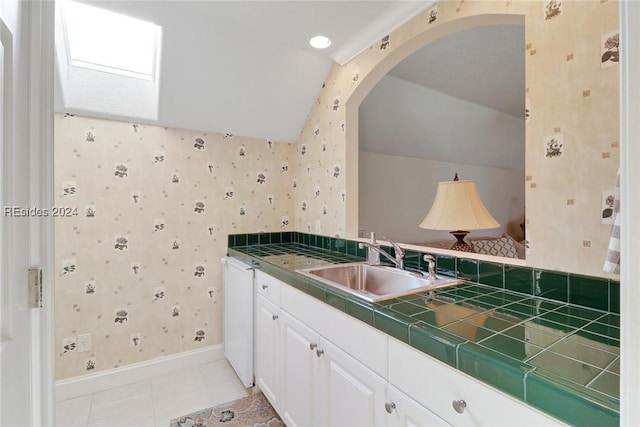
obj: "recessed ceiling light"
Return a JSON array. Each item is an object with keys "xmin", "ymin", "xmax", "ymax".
[{"xmin": 309, "ymin": 35, "xmax": 332, "ymax": 49}]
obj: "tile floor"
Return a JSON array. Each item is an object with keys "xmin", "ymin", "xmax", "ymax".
[{"xmin": 55, "ymin": 359, "xmax": 249, "ymax": 427}]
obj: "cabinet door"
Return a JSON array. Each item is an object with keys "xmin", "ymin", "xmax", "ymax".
[
  {"xmin": 255, "ymin": 294, "xmax": 280, "ymax": 410},
  {"xmin": 318, "ymin": 337, "xmax": 387, "ymax": 427},
  {"xmin": 280, "ymin": 312, "xmax": 319, "ymax": 427},
  {"xmin": 386, "ymin": 384, "xmax": 451, "ymax": 427}
]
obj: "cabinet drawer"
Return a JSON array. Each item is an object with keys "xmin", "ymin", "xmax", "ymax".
[
  {"xmin": 388, "ymin": 339, "xmax": 565, "ymax": 427},
  {"xmin": 255, "ymin": 270, "xmax": 281, "ymax": 304}
]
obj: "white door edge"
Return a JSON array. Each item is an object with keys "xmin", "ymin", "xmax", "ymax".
[
  {"xmin": 27, "ymin": 0, "xmax": 55, "ymax": 425},
  {"xmin": 619, "ymin": 1, "xmax": 640, "ymax": 425}
]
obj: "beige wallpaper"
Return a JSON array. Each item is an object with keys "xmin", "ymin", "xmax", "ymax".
[
  {"xmin": 291, "ymin": 0, "xmax": 619, "ymax": 278},
  {"xmin": 54, "ymin": 115, "xmax": 295, "ymax": 379}
]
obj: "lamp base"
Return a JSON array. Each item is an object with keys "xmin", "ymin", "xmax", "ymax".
[{"xmin": 449, "ymin": 230, "xmax": 474, "ymax": 252}]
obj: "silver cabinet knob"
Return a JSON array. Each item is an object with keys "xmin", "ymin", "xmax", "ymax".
[
  {"xmin": 309, "ymin": 343, "xmax": 318, "ymax": 350},
  {"xmin": 385, "ymin": 402, "xmax": 396, "ymax": 414},
  {"xmin": 316, "ymin": 349, "xmax": 324, "ymax": 357},
  {"xmin": 272, "ymin": 314, "xmax": 278, "ymax": 320},
  {"xmin": 262, "ymin": 284, "xmax": 268, "ymax": 290},
  {"xmin": 452, "ymin": 399, "xmax": 467, "ymax": 414}
]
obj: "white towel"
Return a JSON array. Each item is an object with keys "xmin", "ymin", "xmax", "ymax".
[{"xmin": 603, "ymin": 170, "xmax": 620, "ymax": 274}]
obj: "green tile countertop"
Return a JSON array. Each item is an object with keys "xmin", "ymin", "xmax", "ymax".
[{"xmin": 229, "ymin": 242, "xmax": 620, "ymax": 426}]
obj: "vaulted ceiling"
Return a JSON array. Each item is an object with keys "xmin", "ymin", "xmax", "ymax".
[
  {"xmin": 359, "ymin": 24, "xmax": 525, "ymax": 170},
  {"xmin": 54, "ymin": 0, "xmax": 434, "ymax": 142},
  {"xmin": 54, "ymin": 0, "xmax": 524, "ymax": 164}
]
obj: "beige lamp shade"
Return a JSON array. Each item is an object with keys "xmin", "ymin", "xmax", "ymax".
[{"xmin": 419, "ymin": 180, "xmax": 500, "ymax": 231}]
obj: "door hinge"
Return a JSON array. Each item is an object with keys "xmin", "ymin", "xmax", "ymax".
[{"xmin": 28, "ymin": 268, "xmax": 43, "ymax": 308}]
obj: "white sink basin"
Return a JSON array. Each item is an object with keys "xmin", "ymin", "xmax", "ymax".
[{"xmin": 296, "ymin": 262, "xmax": 462, "ymax": 302}]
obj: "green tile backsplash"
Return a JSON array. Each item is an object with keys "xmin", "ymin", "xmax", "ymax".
[
  {"xmin": 456, "ymin": 257, "xmax": 479, "ymax": 281},
  {"xmin": 534, "ymin": 269, "xmax": 569, "ymax": 302},
  {"xmin": 228, "ymin": 232, "xmax": 618, "ymax": 313},
  {"xmin": 435, "ymin": 254, "xmax": 456, "ymax": 277},
  {"xmin": 504, "ymin": 265, "xmax": 534, "ymax": 294},
  {"xmin": 258, "ymin": 233, "xmax": 270, "ymax": 245},
  {"xmin": 478, "ymin": 261, "xmax": 504, "ymax": 288},
  {"xmin": 248, "ymin": 233, "xmax": 259, "ymax": 245},
  {"xmin": 569, "ymin": 274, "xmax": 610, "ymax": 311},
  {"xmin": 609, "ymin": 281, "xmax": 620, "ymax": 313},
  {"xmin": 403, "ymin": 250, "xmax": 422, "ymax": 271}
]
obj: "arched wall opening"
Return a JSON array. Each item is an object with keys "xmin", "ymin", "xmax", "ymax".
[{"xmin": 344, "ymin": 13, "xmax": 525, "ymax": 239}]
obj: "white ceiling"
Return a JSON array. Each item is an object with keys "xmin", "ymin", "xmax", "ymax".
[
  {"xmin": 387, "ymin": 25, "xmax": 525, "ymax": 118},
  {"xmin": 54, "ymin": 0, "xmax": 433, "ymax": 142},
  {"xmin": 55, "ymin": 2, "xmax": 523, "ymax": 155},
  {"xmin": 359, "ymin": 74, "xmax": 525, "ymax": 170},
  {"xmin": 359, "ymin": 24, "xmax": 525, "ymax": 170}
]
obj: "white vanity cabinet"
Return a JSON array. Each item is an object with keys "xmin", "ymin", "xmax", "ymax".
[
  {"xmin": 247, "ymin": 267, "xmax": 566, "ymax": 427},
  {"xmin": 253, "ymin": 269, "xmax": 388, "ymax": 427}
]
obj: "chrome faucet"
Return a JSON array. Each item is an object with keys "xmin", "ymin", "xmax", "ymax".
[
  {"xmin": 358, "ymin": 232, "xmax": 405, "ymax": 269},
  {"xmin": 423, "ymin": 254, "xmax": 437, "ymax": 280}
]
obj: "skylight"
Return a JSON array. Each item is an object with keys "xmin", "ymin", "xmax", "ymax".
[{"xmin": 62, "ymin": 0, "xmax": 161, "ymax": 81}]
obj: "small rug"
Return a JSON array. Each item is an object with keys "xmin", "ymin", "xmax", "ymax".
[{"xmin": 170, "ymin": 392, "xmax": 285, "ymax": 427}]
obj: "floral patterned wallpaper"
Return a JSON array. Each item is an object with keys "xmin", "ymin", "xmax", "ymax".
[
  {"xmin": 54, "ymin": 114, "xmax": 295, "ymax": 379},
  {"xmin": 290, "ymin": 0, "xmax": 619, "ymax": 278}
]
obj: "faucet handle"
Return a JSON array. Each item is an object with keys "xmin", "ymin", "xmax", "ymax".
[
  {"xmin": 423, "ymin": 254, "xmax": 437, "ymax": 280},
  {"xmin": 382, "ymin": 236, "xmax": 404, "ymax": 257},
  {"xmin": 359, "ymin": 231, "xmax": 379, "ymax": 249}
]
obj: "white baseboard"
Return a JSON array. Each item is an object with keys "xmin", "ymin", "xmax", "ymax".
[{"xmin": 55, "ymin": 345, "xmax": 224, "ymax": 401}]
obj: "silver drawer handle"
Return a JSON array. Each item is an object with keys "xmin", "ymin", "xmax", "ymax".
[
  {"xmin": 272, "ymin": 314, "xmax": 278, "ymax": 320},
  {"xmin": 262, "ymin": 284, "xmax": 268, "ymax": 290},
  {"xmin": 385, "ymin": 402, "xmax": 396, "ymax": 414},
  {"xmin": 452, "ymin": 399, "xmax": 467, "ymax": 414},
  {"xmin": 316, "ymin": 349, "xmax": 324, "ymax": 357},
  {"xmin": 309, "ymin": 343, "xmax": 318, "ymax": 350}
]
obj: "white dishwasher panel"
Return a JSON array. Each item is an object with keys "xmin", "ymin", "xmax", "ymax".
[{"xmin": 222, "ymin": 257, "xmax": 255, "ymax": 388}]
